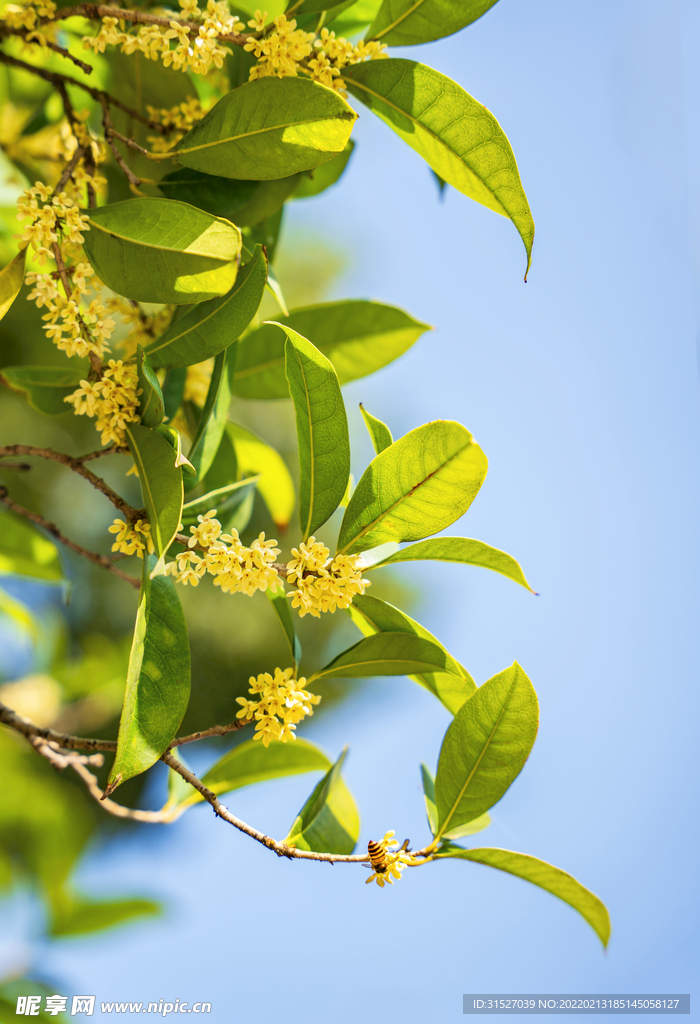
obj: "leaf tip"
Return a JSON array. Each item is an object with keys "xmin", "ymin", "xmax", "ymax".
[{"xmin": 102, "ymin": 773, "xmax": 122, "ymax": 799}]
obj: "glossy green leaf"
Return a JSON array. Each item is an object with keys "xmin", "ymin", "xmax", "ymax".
[
  {"xmin": 294, "ymin": 140, "xmax": 354, "ymax": 198},
  {"xmin": 267, "ymin": 587, "xmax": 302, "ymax": 666},
  {"xmin": 180, "ymin": 477, "xmax": 259, "ymax": 528},
  {"xmin": 202, "ymin": 737, "xmax": 328, "ymax": 800},
  {"xmin": 360, "ymin": 403, "xmax": 393, "ymax": 454},
  {"xmin": 284, "ymin": 748, "xmax": 359, "ymax": 854},
  {"xmin": 0, "ymin": 510, "xmax": 62, "ymax": 581},
  {"xmin": 310, "ymin": 631, "xmax": 462, "ymax": 682},
  {"xmin": 162, "ymin": 366, "xmax": 187, "ymax": 420},
  {"xmin": 226, "ymin": 484, "xmax": 255, "ymax": 534},
  {"xmin": 0, "ymin": 365, "xmax": 83, "ymax": 416},
  {"xmin": 125, "ymin": 424, "xmax": 184, "ymax": 571},
  {"xmin": 153, "ymin": 424, "xmax": 196, "ymax": 476},
  {"xmin": 349, "ymin": 593, "xmax": 475, "ymax": 713},
  {"xmin": 159, "ymin": 167, "xmax": 301, "ymax": 226},
  {"xmin": 337, "ymin": 420, "xmax": 487, "ymax": 555},
  {"xmin": 50, "ymin": 896, "xmax": 160, "ymax": 937},
  {"xmin": 367, "ymin": 536, "xmax": 535, "ymax": 592},
  {"xmin": 228, "ymin": 422, "xmax": 295, "ymax": 530},
  {"xmin": 277, "ymin": 322, "xmax": 350, "ymax": 540},
  {"xmin": 328, "ymin": 0, "xmax": 383, "ymax": 35},
  {"xmin": 0, "ymin": 585, "xmax": 38, "ymax": 641},
  {"xmin": 200, "ymin": 425, "xmax": 238, "ymax": 491},
  {"xmin": 0, "ymin": 247, "xmax": 26, "ymax": 321},
  {"xmin": 435, "ymin": 662, "xmax": 538, "ymax": 837},
  {"xmin": 145, "ymin": 245, "xmax": 267, "ymax": 369},
  {"xmin": 421, "ymin": 764, "xmax": 490, "ymax": 839},
  {"xmin": 171, "ymin": 77, "xmax": 357, "ymax": 180},
  {"xmin": 184, "ymin": 349, "xmax": 231, "ymax": 493},
  {"xmin": 435, "ymin": 845, "xmax": 611, "ymax": 947},
  {"xmin": 233, "ymin": 300, "xmax": 429, "ymax": 398},
  {"xmin": 243, "ymin": 206, "xmax": 284, "ymax": 264},
  {"xmin": 107, "ymin": 555, "xmax": 191, "ymax": 791},
  {"xmin": 136, "ymin": 346, "xmax": 165, "ymax": 427},
  {"xmin": 291, "ymin": 0, "xmax": 354, "ymax": 15},
  {"xmin": 343, "ymin": 59, "xmax": 534, "ymax": 277},
  {"xmin": 83, "ymin": 198, "xmax": 241, "ymax": 305},
  {"xmin": 368, "ymin": 0, "xmax": 498, "ymax": 46},
  {"xmin": 421, "ymin": 763, "xmax": 439, "ymax": 834}
]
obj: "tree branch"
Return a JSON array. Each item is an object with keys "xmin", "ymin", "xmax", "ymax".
[
  {"xmin": 0, "ymin": 487, "xmax": 141, "ymax": 588},
  {"xmin": 0, "ymin": 444, "xmax": 138, "ymax": 518},
  {"xmin": 71, "ymin": 760, "xmax": 178, "ymax": 822}
]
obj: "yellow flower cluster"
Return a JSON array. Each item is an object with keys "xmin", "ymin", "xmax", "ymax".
[
  {"xmin": 164, "ymin": 511, "xmax": 282, "ymax": 594},
  {"xmin": 235, "ymin": 666, "xmax": 321, "ymax": 746},
  {"xmin": 286, "ymin": 537, "xmax": 370, "ymax": 618},
  {"xmin": 83, "ymin": 0, "xmax": 245, "ymax": 76},
  {"xmin": 64, "ymin": 360, "xmax": 141, "ymax": 446},
  {"xmin": 108, "ymin": 517, "xmax": 155, "ymax": 557},
  {"xmin": 0, "ymin": 0, "xmax": 56, "ymax": 46},
  {"xmin": 245, "ymin": 11, "xmax": 387, "ymax": 92},
  {"xmin": 146, "ymin": 97, "xmax": 206, "ymax": 152},
  {"xmin": 18, "ymin": 183, "xmax": 90, "ymax": 265},
  {"xmin": 366, "ymin": 831, "xmax": 415, "ymax": 888}
]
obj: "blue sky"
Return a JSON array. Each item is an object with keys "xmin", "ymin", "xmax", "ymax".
[{"xmin": 5, "ymin": 0, "xmax": 700, "ymax": 1019}]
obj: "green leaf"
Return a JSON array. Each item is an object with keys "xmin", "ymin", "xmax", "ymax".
[
  {"xmin": 435, "ymin": 662, "xmax": 538, "ymax": 838},
  {"xmin": 368, "ymin": 0, "xmax": 498, "ymax": 46},
  {"xmin": 349, "ymin": 593, "xmax": 474, "ymax": 713},
  {"xmin": 153, "ymin": 424, "xmax": 196, "ymax": 476},
  {"xmin": 180, "ymin": 477, "xmax": 259, "ymax": 528},
  {"xmin": 421, "ymin": 763, "xmax": 439, "ymax": 834},
  {"xmin": 337, "ymin": 420, "xmax": 487, "ymax": 555},
  {"xmin": 0, "ymin": 365, "xmax": 83, "ymax": 416},
  {"xmin": 0, "ymin": 510, "xmax": 62, "ymax": 581},
  {"xmin": 200, "ymin": 425, "xmax": 238, "ymax": 491},
  {"xmin": 171, "ymin": 77, "xmax": 358, "ymax": 180},
  {"xmin": 367, "ymin": 536, "xmax": 535, "ymax": 592},
  {"xmin": 284, "ymin": 747, "xmax": 359, "ymax": 854},
  {"xmin": 277, "ymin": 322, "xmax": 350, "ymax": 540},
  {"xmin": 162, "ymin": 366, "xmax": 187, "ymax": 420},
  {"xmin": 144, "ymin": 245, "xmax": 267, "ymax": 369},
  {"xmin": 159, "ymin": 167, "xmax": 301, "ymax": 226},
  {"xmin": 328, "ymin": 0, "xmax": 383, "ymax": 35},
  {"xmin": 294, "ymin": 140, "xmax": 354, "ymax": 198},
  {"xmin": 50, "ymin": 896, "xmax": 161, "ymax": 937},
  {"xmin": 435, "ymin": 845, "xmax": 611, "ymax": 947},
  {"xmin": 0, "ymin": 585, "xmax": 38, "ymax": 641},
  {"xmin": 228, "ymin": 422, "xmax": 295, "ymax": 530},
  {"xmin": 125, "ymin": 424, "xmax": 184, "ymax": 571},
  {"xmin": 0, "ymin": 247, "xmax": 26, "ymax": 321},
  {"xmin": 232, "ymin": 299, "xmax": 429, "ymax": 398},
  {"xmin": 343, "ymin": 59, "xmax": 534, "ymax": 277},
  {"xmin": 136, "ymin": 346, "xmax": 165, "ymax": 427},
  {"xmin": 173, "ymin": 737, "xmax": 331, "ymax": 813},
  {"xmin": 310, "ymin": 631, "xmax": 462, "ymax": 682},
  {"xmin": 360, "ymin": 402, "xmax": 393, "ymax": 454},
  {"xmin": 267, "ymin": 587, "xmax": 302, "ymax": 666},
  {"xmin": 291, "ymin": 0, "xmax": 354, "ymax": 15},
  {"xmin": 83, "ymin": 198, "xmax": 242, "ymax": 305},
  {"xmin": 107, "ymin": 555, "xmax": 191, "ymax": 791},
  {"xmin": 183, "ymin": 349, "xmax": 231, "ymax": 492},
  {"xmin": 242, "ymin": 205, "xmax": 284, "ymax": 264}
]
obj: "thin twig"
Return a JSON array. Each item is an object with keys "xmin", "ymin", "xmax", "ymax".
[
  {"xmin": 170, "ymin": 721, "xmax": 247, "ymax": 747},
  {"xmin": 100, "ymin": 99, "xmax": 141, "ymax": 187},
  {"xmin": 28, "ymin": 735, "xmax": 104, "ymax": 770},
  {"xmin": 55, "ymin": 145, "xmax": 87, "ymax": 193},
  {"xmin": 0, "ymin": 488, "xmax": 141, "ymax": 588},
  {"xmin": 71, "ymin": 761, "xmax": 176, "ymax": 822},
  {"xmin": 0, "ymin": 461, "xmax": 30, "ymax": 471},
  {"xmin": 75, "ymin": 445, "xmax": 125, "ymax": 463},
  {"xmin": 43, "ymin": 38, "xmax": 94, "ymax": 75},
  {"xmin": 0, "ymin": 445, "xmax": 138, "ymax": 518},
  {"xmin": 0, "ymin": 701, "xmax": 117, "ymax": 752}
]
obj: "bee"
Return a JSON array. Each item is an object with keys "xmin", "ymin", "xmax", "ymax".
[{"xmin": 367, "ymin": 839, "xmax": 389, "ymax": 875}]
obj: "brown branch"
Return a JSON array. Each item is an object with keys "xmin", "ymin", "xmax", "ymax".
[
  {"xmin": 0, "ymin": 445, "xmax": 138, "ymax": 518},
  {"xmin": 54, "ymin": 145, "xmax": 87, "ymax": 193},
  {"xmin": 43, "ymin": 38, "xmax": 94, "ymax": 74},
  {"xmin": 170, "ymin": 721, "xmax": 247, "ymax": 747},
  {"xmin": 0, "ymin": 701, "xmax": 117, "ymax": 752},
  {"xmin": 100, "ymin": 99, "xmax": 141, "ymax": 187},
  {"xmin": 0, "ymin": 461, "xmax": 30, "ymax": 471},
  {"xmin": 71, "ymin": 760, "xmax": 177, "ymax": 822},
  {"xmin": 28, "ymin": 735, "xmax": 104, "ymax": 770},
  {"xmin": 0, "ymin": 487, "xmax": 141, "ymax": 588},
  {"xmin": 0, "ymin": 51, "xmax": 167, "ymax": 132},
  {"xmin": 40, "ymin": 4, "xmax": 249, "ymax": 45},
  {"xmin": 75, "ymin": 444, "xmax": 125, "ymax": 462}
]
